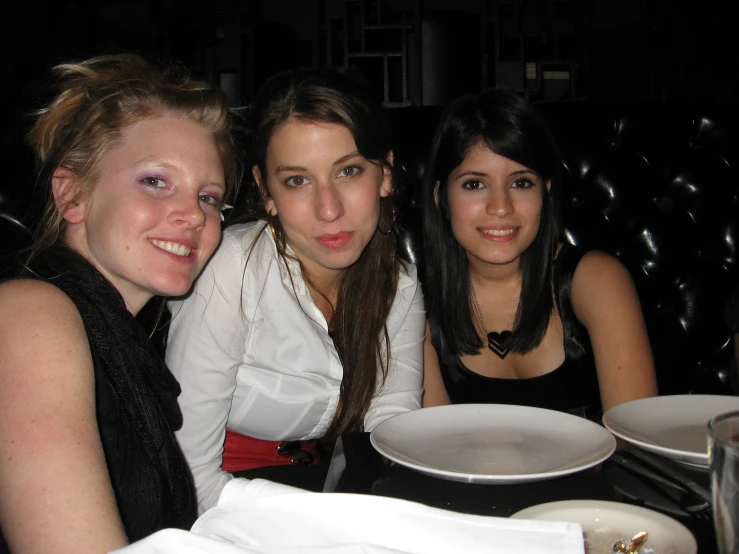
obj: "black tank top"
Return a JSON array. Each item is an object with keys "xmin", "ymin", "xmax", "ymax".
[{"xmin": 430, "ymin": 245, "xmax": 602, "ymax": 420}]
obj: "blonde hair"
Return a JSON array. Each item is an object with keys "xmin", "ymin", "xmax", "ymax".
[{"xmin": 28, "ymin": 53, "xmax": 241, "ymax": 256}]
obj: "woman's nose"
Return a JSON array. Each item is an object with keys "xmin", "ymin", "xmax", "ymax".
[
  {"xmin": 486, "ymin": 189, "xmax": 514, "ymax": 217},
  {"xmin": 170, "ymin": 194, "xmax": 206, "ymax": 228},
  {"xmin": 314, "ymin": 183, "xmax": 344, "ymax": 223}
]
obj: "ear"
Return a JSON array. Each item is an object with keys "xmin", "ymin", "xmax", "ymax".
[
  {"xmin": 433, "ymin": 180, "xmax": 441, "ymax": 208},
  {"xmin": 545, "ymin": 179, "xmax": 552, "ymax": 192},
  {"xmin": 379, "ymin": 151, "xmax": 394, "ymax": 198},
  {"xmin": 253, "ymin": 165, "xmax": 277, "ymax": 216},
  {"xmin": 51, "ymin": 166, "xmax": 85, "ymax": 224}
]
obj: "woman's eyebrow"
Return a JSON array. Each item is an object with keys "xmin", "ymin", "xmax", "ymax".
[
  {"xmin": 510, "ymin": 169, "xmax": 539, "ymax": 177},
  {"xmin": 332, "ymin": 151, "xmax": 362, "ymax": 166},
  {"xmin": 454, "ymin": 170, "xmax": 488, "ymax": 179},
  {"xmin": 134, "ymin": 158, "xmax": 179, "ymax": 171},
  {"xmin": 275, "ymin": 164, "xmax": 307, "ymax": 174},
  {"xmin": 275, "ymin": 151, "xmax": 362, "ymax": 174}
]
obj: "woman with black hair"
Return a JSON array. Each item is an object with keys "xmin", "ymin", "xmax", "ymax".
[{"xmin": 421, "ymin": 89, "xmax": 657, "ymax": 417}]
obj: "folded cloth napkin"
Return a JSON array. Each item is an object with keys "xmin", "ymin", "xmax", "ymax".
[{"xmin": 111, "ymin": 479, "xmax": 584, "ymax": 554}]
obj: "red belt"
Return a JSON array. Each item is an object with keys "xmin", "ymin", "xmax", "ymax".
[{"xmin": 221, "ymin": 429, "xmax": 320, "ymax": 472}]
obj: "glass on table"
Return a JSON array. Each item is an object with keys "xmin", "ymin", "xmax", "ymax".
[{"xmin": 708, "ymin": 410, "xmax": 739, "ymax": 554}]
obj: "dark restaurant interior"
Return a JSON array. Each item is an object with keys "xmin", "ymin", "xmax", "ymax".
[
  {"xmin": 3, "ymin": 0, "xmax": 737, "ymax": 108},
  {"xmin": 0, "ymin": 3, "xmax": 738, "ymax": 552},
  {"xmin": 1, "ymin": 0, "xmax": 738, "ymax": 396}
]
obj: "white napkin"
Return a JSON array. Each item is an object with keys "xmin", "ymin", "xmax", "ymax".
[{"xmin": 112, "ymin": 479, "xmax": 584, "ymax": 554}]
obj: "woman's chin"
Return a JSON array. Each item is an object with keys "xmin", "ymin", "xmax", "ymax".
[
  {"xmin": 149, "ymin": 278, "xmax": 197, "ymax": 299},
  {"xmin": 467, "ymin": 248, "xmax": 525, "ymax": 267}
]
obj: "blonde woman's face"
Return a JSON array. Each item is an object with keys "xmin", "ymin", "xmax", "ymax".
[
  {"xmin": 61, "ymin": 116, "xmax": 226, "ymax": 312},
  {"xmin": 256, "ymin": 119, "xmax": 392, "ymax": 283}
]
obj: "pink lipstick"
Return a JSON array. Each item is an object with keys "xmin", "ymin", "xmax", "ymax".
[{"xmin": 316, "ymin": 231, "xmax": 354, "ymax": 249}]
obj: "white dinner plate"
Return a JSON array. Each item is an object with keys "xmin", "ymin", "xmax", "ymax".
[
  {"xmin": 602, "ymin": 394, "xmax": 739, "ymax": 468},
  {"xmin": 511, "ymin": 500, "xmax": 697, "ymax": 554},
  {"xmin": 369, "ymin": 404, "xmax": 616, "ymax": 484}
]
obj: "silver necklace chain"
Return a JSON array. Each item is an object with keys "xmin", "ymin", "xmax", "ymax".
[
  {"xmin": 469, "ymin": 277, "xmax": 521, "ymax": 333},
  {"xmin": 469, "ymin": 277, "xmax": 489, "ymax": 333}
]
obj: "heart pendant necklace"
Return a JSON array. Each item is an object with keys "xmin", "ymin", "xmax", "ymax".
[{"xmin": 469, "ymin": 277, "xmax": 520, "ymax": 359}]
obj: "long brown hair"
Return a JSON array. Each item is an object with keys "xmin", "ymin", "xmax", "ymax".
[{"xmin": 243, "ymin": 68, "xmax": 400, "ymax": 439}]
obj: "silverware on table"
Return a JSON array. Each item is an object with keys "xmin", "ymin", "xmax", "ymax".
[
  {"xmin": 609, "ymin": 451, "xmax": 712, "ymax": 519},
  {"xmin": 623, "ymin": 447, "xmax": 713, "ymax": 505}
]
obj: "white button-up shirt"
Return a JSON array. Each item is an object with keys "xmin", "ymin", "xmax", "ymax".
[{"xmin": 167, "ymin": 222, "xmax": 425, "ymax": 514}]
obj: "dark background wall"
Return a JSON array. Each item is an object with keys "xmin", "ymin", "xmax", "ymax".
[{"xmin": 1, "ymin": 0, "xmax": 737, "ymax": 196}]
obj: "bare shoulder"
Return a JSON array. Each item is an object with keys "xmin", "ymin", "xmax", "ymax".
[
  {"xmin": 0, "ymin": 278, "xmax": 90, "ymax": 382},
  {"xmin": 0, "ymin": 277, "xmax": 79, "ymax": 309},
  {"xmin": 570, "ymin": 250, "xmax": 635, "ymax": 295},
  {"xmin": 0, "ymin": 278, "xmax": 85, "ymax": 331},
  {"xmin": 572, "ymin": 249, "xmax": 632, "ymax": 280},
  {"xmin": 569, "ymin": 250, "xmax": 641, "ymax": 323}
]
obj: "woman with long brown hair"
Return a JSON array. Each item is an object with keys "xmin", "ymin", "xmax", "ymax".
[{"xmin": 167, "ymin": 67, "xmax": 425, "ymax": 514}]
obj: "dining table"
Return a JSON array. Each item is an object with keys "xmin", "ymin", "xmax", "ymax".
[{"xmin": 312, "ymin": 432, "xmax": 719, "ymax": 554}]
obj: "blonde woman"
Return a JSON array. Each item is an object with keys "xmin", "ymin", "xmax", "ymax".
[{"xmin": 0, "ymin": 54, "xmax": 240, "ymax": 553}]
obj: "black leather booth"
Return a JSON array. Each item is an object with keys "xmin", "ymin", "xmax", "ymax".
[
  {"xmin": 0, "ymin": 183, "xmax": 33, "ymax": 279},
  {"xmin": 389, "ymin": 102, "xmax": 739, "ymax": 396},
  {"xmin": 1, "ymin": 101, "xmax": 737, "ymax": 395}
]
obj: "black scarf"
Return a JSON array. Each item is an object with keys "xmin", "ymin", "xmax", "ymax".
[{"xmin": 26, "ymin": 246, "xmax": 197, "ymax": 540}]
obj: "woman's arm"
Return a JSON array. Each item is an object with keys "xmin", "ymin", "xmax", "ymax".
[
  {"xmin": 166, "ymin": 234, "xmax": 246, "ymax": 515},
  {"xmin": 364, "ymin": 267, "xmax": 426, "ymax": 430},
  {"xmin": 422, "ymin": 322, "xmax": 451, "ymax": 407},
  {"xmin": 0, "ymin": 280, "xmax": 128, "ymax": 553},
  {"xmin": 569, "ymin": 251, "xmax": 658, "ymax": 412}
]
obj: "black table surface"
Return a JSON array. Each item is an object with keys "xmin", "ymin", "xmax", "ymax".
[{"xmin": 318, "ymin": 432, "xmax": 719, "ymax": 554}]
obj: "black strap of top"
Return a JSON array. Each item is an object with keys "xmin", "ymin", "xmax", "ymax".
[{"xmin": 554, "ymin": 243, "xmax": 589, "ymax": 360}]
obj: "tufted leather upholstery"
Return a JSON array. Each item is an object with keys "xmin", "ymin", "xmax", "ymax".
[
  {"xmin": 2, "ymin": 103, "xmax": 737, "ymax": 395},
  {"xmin": 0, "ymin": 140, "xmax": 35, "ymax": 278},
  {"xmin": 0, "ymin": 188, "xmax": 33, "ymax": 279},
  {"xmin": 389, "ymin": 103, "xmax": 739, "ymax": 396}
]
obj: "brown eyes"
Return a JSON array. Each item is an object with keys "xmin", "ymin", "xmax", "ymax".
[
  {"xmin": 284, "ymin": 166, "xmax": 363, "ymax": 188},
  {"xmin": 461, "ymin": 177, "xmax": 536, "ymax": 191}
]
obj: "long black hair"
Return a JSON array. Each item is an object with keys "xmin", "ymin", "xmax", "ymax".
[{"xmin": 422, "ymin": 88, "xmax": 562, "ymax": 356}]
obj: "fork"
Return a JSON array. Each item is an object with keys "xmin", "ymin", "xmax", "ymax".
[
  {"xmin": 624, "ymin": 448, "xmax": 713, "ymax": 504},
  {"xmin": 609, "ymin": 452, "xmax": 713, "ymax": 518}
]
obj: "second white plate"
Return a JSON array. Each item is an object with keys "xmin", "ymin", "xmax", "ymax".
[
  {"xmin": 603, "ymin": 394, "xmax": 739, "ymax": 468},
  {"xmin": 369, "ymin": 404, "xmax": 616, "ymax": 484}
]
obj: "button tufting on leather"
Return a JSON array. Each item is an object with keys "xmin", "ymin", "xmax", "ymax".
[{"xmin": 657, "ymin": 197, "xmax": 674, "ymax": 214}]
